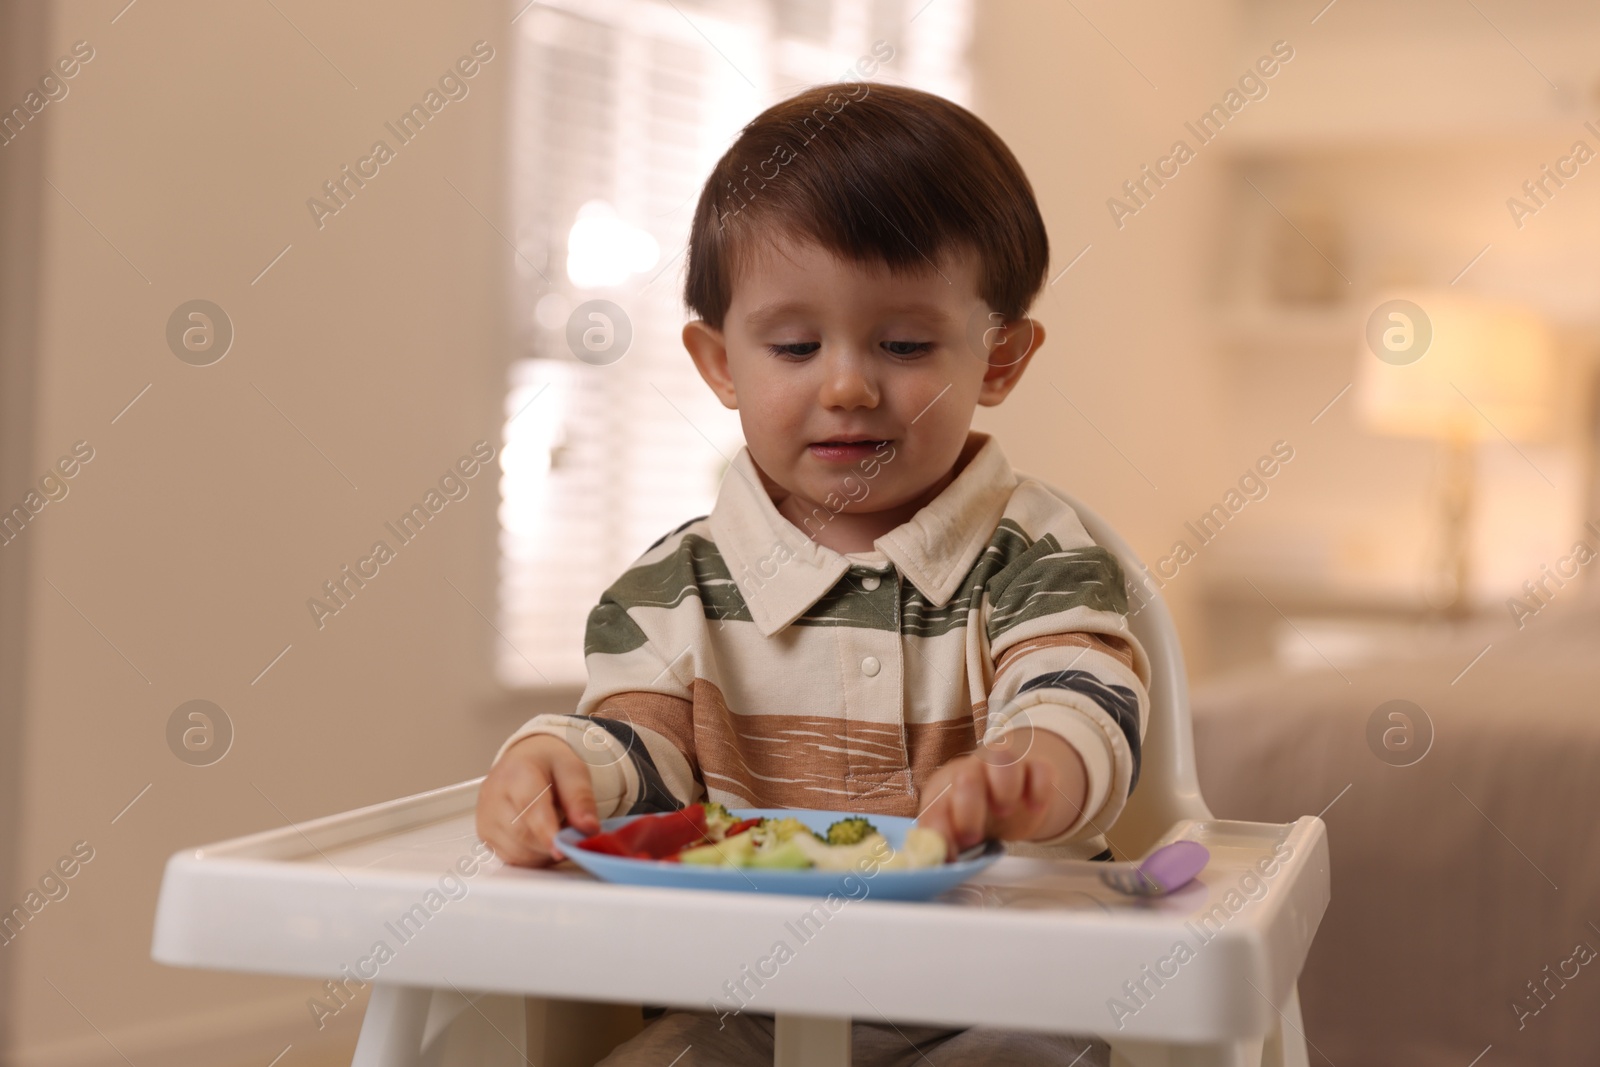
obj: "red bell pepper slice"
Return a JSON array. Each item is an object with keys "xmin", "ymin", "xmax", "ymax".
[
  {"xmin": 724, "ymin": 817, "xmax": 761, "ymax": 838},
  {"xmin": 577, "ymin": 804, "xmax": 709, "ymax": 860},
  {"xmin": 577, "ymin": 834, "xmax": 629, "ymax": 856}
]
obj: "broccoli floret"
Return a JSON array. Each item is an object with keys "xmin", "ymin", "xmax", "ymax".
[
  {"xmin": 700, "ymin": 802, "xmax": 736, "ymax": 838},
  {"xmin": 825, "ymin": 816, "xmax": 878, "ymax": 846}
]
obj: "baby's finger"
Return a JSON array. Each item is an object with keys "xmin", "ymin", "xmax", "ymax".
[
  {"xmin": 513, "ymin": 781, "xmax": 564, "ymax": 854},
  {"xmin": 475, "ymin": 772, "xmax": 540, "ymax": 866},
  {"xmin": 549, "ymin": 755, "xmax": 599, "ymax": 853},
  {"xmin": 983, "ymin": 754, "xmax": 1027, "ymax": 820},
  {"xmin": 915, "ymin": 771, "xmax": 962, "ymax": 859},
  {"xmin": 489, "ymin": 758, "xmax": 557, "ymax": 853},
  {"xmin": 919, "ymin": 797, "xmax": 969, "ymax": 861},
  {"xmin": 482, "ymin": 820, "xmax": 545, "ymax": 868},
  {"xmin": 948, "ymin": 765, "xmax": 989, "ymax": 848},
  {"xmin": 483, "ymin": 787, "xmax": 555, "ymax": 867},
  {"xmin": 475, "ymin": 791, "xmax": 525, "ymax": 866},
  {"xmin": 1027, "ymin": 757, "xmax": 1070, "ymax": 826}
]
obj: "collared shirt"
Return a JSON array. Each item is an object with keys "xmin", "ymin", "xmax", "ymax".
[{"xmin": 495, "ymin": 433, "xmax": 1149, "ymax": 853}]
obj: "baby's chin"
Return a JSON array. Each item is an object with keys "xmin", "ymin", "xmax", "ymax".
[
  {"xmin": 749, "ymin": 449, "xmax": 943, "ymax": 509},
  {"xmin": 782, "ymin": 475, "xmax": 942, "ymax": 516}
]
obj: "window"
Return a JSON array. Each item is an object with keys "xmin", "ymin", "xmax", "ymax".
[{"xmin": 498, "ymin": 0, "xmax": 972, "ymax": 687}]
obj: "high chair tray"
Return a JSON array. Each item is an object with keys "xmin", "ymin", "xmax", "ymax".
[{"xmin": 151, "ymin": 777, "xmax": 1328, "ymax": 1043}]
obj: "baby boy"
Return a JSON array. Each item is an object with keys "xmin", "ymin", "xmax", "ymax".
[{"xmin": 478, "ymin": 82, "xmax": 1148, "ymax": 1066}]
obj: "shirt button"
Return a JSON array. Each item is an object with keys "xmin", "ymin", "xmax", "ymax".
[
  {"xmin": 861, "ymin": 656, "xmax": 881, "ymax": 677},
  {"xmin": 860, "ymin": 575, "xmax": 881, "ymax": 591}
]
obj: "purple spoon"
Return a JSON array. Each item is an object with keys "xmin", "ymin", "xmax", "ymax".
[{"xmin": 1098, "ymin": 840, "xmax": 1210, "ymax": 897}]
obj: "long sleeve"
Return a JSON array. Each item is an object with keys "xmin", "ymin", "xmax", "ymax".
[
  {"xmin": 491, "ymin": 572, "xmax": 704, "ymax": 818},
  {"xmin": 979, "ymin": 531, "xmax": 1149, "ymax": 845}
]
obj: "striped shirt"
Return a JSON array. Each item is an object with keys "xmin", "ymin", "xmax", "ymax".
[{"xmin": 494, "ymin": 433, "xmax": 1149, "ymax": 854}]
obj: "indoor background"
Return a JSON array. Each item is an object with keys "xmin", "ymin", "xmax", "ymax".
[{"xmin": 1, "ymin": 0, "xmax": 1597, "ymax": 1064}]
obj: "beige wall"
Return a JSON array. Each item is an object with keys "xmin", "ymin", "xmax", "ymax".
[
  {"xmin": 1, "ymin": 0, "xmax": 50, "ymax": 1057},
  {"xmin": 4, "ymin": 1, "xmax": 528, "ymax": 1061},
  {"xmin": 970, "ymin": 1, "xmax": 1238, "ymax": 661}
]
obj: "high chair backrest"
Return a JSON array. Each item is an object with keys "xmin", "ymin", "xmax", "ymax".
[{"xmin": 1042, "ymin": 484, "xmax": 1214, "ymax": 860}]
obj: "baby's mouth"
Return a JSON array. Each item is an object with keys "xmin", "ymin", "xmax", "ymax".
[{"xmin": 808, "ymin": 440, "xmax": 890, "ymax": 462}]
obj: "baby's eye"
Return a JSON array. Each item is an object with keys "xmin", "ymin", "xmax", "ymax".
[
  {"xmin": 882, "ymin": 340, "xmax": 933, "ymax": 358},
  {"xmin": 767, "ymin": 342, "xmax": 821, "ymax": 359}
]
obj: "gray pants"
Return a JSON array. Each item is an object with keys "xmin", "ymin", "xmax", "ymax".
[{"xmin": 596, "ymin": 1010, "xmax": 1111, "ymax": 1067}]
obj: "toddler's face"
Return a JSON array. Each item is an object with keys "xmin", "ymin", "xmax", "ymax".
[{"xmin": 684, "ymin": 236, "xmax": 1040, "ymax": 526}]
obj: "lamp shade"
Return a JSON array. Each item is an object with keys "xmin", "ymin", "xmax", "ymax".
[{"xmin": 1356, "ymin": 292, "xmax": 1557, "ymax": 443}]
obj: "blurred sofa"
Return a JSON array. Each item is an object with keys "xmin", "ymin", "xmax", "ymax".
[{"xmin": 1191, "ymin": 591, "xmax": 1600, "ymax": 1067}]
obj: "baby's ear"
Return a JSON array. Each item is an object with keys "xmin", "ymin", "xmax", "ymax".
[
  {"xmin": 978, "ymin": 318, "xmax": 1046, "ymax": 406},
  {"xmin": 682, "ymin": 320, "xmax": 739, "ymax": 410}
]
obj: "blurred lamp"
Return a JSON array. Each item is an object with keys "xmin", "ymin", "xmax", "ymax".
[{"xmin": 1356, "ymin": 292, "xmax": 1557, "ymax": 612}]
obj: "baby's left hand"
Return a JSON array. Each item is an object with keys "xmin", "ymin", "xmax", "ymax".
[{"xmin": 916, "ymin": 727, "xmax": 1087, "ymax": 859}]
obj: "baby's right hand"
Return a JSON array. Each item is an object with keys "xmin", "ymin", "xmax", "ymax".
[{"xmin": 475, "ymin": 734, "xmax": 601, "ymax": 867}]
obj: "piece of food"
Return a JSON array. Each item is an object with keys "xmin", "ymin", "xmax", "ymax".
[
  {"xmin": 746, "ymin": 836, "xmax": 816, "ymax": 870},
  {"xmin": 879, "ymin": 827, "xmax": 948, "ymax": 870},
  {"xmin": 824, "ymin": 816, "xmax": 877, "ymax": 846},
  {"xmin": 754, "ymin": 817, "xmax": 821, "ymax": 847},
  {"xmin": 794, "ymin": 831, "xmax": 893, "ymax": 871},
  {"xmin": 679, "ymin": 828, "xmax": 758, "ymax": 867},
  {"xmin": 701, "ymin": 802, "xmax": 737, "ymax": 838},
  {"xmin": 576, "ymin": 804, "xmax": 708, "ymax": 859}
]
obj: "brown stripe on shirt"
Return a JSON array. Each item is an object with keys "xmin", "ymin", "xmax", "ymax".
[
  {"xmin": 689, "ymin": 678, "xmax": 978, "ymax": 817},
  {"xmin": 591, "ymin": 691, "xmax": 698, "ymax": 772},
  {"xmin": 993, "ymin": 631, "xmax": 1133, "ymax": 683}
]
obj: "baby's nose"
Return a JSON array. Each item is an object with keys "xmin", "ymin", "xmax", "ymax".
[{"xmin": 819, "ymin": 352, "xmax": 879, "ymax": 409}]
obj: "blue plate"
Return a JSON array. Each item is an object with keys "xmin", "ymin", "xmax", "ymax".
[{"xmin": 556, "ymin": 808, "xmax": 1004, "ymax": 901}]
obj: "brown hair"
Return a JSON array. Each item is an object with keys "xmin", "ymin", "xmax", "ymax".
[{"xmin": 683, "ymin": 82, "xmax": 1049, "ymax": 329}]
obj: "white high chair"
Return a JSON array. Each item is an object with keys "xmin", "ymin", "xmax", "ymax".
[
  {"xmin": 1048, "ymin": 487, "xmax": 1321, "ymax": 1067},
  {"xmin": 1045, "ymin": 486, "xmax": 1214, "ymax": 861},
  {"xmin": 151, "ymin": 488, "xmax": 1328, "ymax": 1067}
]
